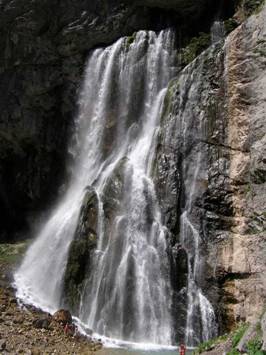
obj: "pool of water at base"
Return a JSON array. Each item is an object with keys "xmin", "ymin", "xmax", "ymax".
[{"xmin": 97, "ymin": 349, "xmax": 193, "ymax": 355}]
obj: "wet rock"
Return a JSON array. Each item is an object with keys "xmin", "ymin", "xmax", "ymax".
[
  {"xmin": 86, "ymin": 328, "xmax": 93, "ymax": 336},
  {"xmin": 62, "ymin": 187, "xmax": 98, "ymax": 313},
  {"xmin": 52, "ymin": 310, "xmax": 72, "ymax": 326}
]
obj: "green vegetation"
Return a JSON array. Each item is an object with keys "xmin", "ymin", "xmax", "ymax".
[
  {"xmin": 194, "ymin": 321, "xmax": 266, "ymax": 355},
  {"xmin": 224, "ymin": 18, "xmax": 239, "ymax": 35},
  {"xmin": 178, "ymin": 0, "xmax": 265, "ymax": 68},
  {"xmin": 0, "ymin": 241, "xmax": 30, "ymax": 265},
  {"xmin": 240, "ymin": 0, "xmax": 265, "ymax": 16},
  {"xmin": 232, "ymin": 323, "xmax": 249, "ymax": 347},
  {"xmin": 181, "ymin": 32, "xmax": 211, "ymax": 66},
  {"xmin": 228, "ymin": 0, "xmax": 265, "ymax": 25},
  {"xmin": 161, "ymin": 79, "xmax": 177, "ymax": 119},
  {"xmin": 193, "ymin": 334, "xmax": 228, "ymax": 354},
  {"xmin": 224, "ymin": 0, "xmax": 265, "ymax": 36},
  {"xmin": 227, "ymin": 349, "xmax": 240, "ymax": 355},
  {"xmin": 254, "ymin": 39, "xmax": 266, "ymax": 58},
  {"xmin": 247, "ymin": 337, "xmax": 263, "ymax": 354},
  {"xmin": 125, "ymin": 32, "xmax": 137, "ymax": 49}
]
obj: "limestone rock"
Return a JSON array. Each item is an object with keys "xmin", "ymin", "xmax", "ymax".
[
  {"xmin": 152, "ymin": 1, "xmax": 266, "ymax": 338},
  {"xmin": 52, "ymin": 310, "xmax": 72, "ymax": 325}
]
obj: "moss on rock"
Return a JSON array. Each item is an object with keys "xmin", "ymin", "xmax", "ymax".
[
  {"xmin": 181, "ymin": 32, "xmax": 211, "ymax": 66},
  {"xmin": 62, "ymin": 187, "xmax": 98, "ymax": 314}
]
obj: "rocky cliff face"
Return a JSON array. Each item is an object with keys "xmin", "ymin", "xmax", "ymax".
[
  {"xmin": 208, "ymin": 4, "xmax": 266, "ymax": 331},
  {"xmin": 0, "ymin": 0, "xmax": 221, "ymax": 241},
  {"xmin": 156, "ymin": 2, "xmax": 266, "ymax": 335}
]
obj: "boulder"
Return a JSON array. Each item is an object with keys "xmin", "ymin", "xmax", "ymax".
[
  {"xmin": 33, "ymin": 317, "xmax": 51, "ymax": 330},
  {"xmin": 52, "ymin": 309, "xmax": 72, "ymax": 325},
  {"xmin": 62, "ymin": 186, "xmax": 98, "ymax": 313}
]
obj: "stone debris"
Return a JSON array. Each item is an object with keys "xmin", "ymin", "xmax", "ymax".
[
  {"xmin": 53, "ymin": 309, "xmax": 72, "ymax": 326},
  {"xmin": 0, "ymin": 339, "xmax": 6, "ymax": 351},
  {"xmin": 0, "ymin": 283, "xmax": 102, "ymax": 354}
]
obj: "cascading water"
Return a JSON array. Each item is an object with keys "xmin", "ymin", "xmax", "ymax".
[
  {"xmin": 178, "ymin": 48, "xmax": 219, "ymax": 347},
  {"xmin": 211, "ymin": 21, "xmax": 225, "ymax": 44},
  {"xmin": 15, "ymin": 30, "xmax": 177, "ymax": 346}
]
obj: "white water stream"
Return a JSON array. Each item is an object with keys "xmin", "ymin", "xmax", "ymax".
[
  {"xmin": 15, "ymin": 30, "xmax": 177, "ymax": 346},
  {"xmin": 14, "ymin": 26, "xmax": 220, "ymax": 348}
]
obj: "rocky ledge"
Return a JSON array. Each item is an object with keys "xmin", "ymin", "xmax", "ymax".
[
  {"xmin": 0, "ymin": 285, "xmax": 103, "ymax": 354},
  {"xmin": 0, "ymin": 242, "xmax": 102, "ymax": 354}
]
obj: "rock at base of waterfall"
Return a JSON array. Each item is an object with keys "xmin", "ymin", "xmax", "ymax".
[
  {"xmin": 52, "ymin": 309, "xmax": 72, "ymax": 325},
  {"xmin": 102, "ymin": 157, "xmax": 128, "ymax": 223},
  {"xmin": 62, "ymin": 187, "xmax": 98, "ymax": 313},
  {"xmin": 33, "ymin": 316, "xmax": 52, "ymax": 330}
]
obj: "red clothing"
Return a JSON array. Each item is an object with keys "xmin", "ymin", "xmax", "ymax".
[
  {"xmin": 179, "ymin": 344, "xmax": 186, "ymax": 355},
  {"xmin": 64, "ymin": 323, "xmax": 70, "ymax": 334}
]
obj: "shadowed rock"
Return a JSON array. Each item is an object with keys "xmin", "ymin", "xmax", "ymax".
[{"xmin": 62, "ymin": 187, "xmax": 98, "ymax": 314}]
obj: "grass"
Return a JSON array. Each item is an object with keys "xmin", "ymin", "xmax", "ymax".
[
  {"xmin": 0, "ymin": 241, "xmax": 30, "ymax": 265},
  {"xmin": 193, "ymin": 323, "xmax": 250, "ymax": 355},
  {"xmin": 232, "ymin": 323, "xmax": 249, "ymax": 348},
  {"xmin": 193, "ymin": 334, "xmax": 228, "ymax": 354},
  {"xmin": 227, "ymin": 349, "xmax": 240, "ymax": 355},
  {"xmin": 216, "ymin": 322, "xmax": 265, "ymax": 355}
]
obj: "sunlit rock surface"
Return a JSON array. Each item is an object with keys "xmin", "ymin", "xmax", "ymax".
[{"xmin": 157, "ymin": 3, "xmax": 266, "ymax": 333}]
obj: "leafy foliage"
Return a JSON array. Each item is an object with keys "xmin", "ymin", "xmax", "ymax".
[
  {"xmin": 227, "ymin": 349, "xmax": 241, "ymax": 355},
  {"xmin": 232, "ymin": 323, "xmax": 249, "ymax": 348},
  {"xmin": 246, "ymin": 337, "xmax": 263, "ymax": 354},
  {"xmin": 224, "ymin": 18, "xmax": 239, "ymax": 34},
  {"xmin": 193, "ymin": 334, "xmax": 228, "ymax": 354},
  {"xmin": 181, "ymin": 32, "xmax": 211, "ymax": 66}
]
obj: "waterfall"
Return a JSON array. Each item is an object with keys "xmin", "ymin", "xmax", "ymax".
[
  {"xmin": 14, "ymin": 30, "xmax": 177, "ymax": 346},
  {"xmin": 211, "ymin": 21, "xmax": 225, "ymax": 44},
  {"xmin": 178, "ymin": 48, "xmax": 218, "ymax": 347}
]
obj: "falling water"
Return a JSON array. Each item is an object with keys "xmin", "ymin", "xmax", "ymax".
[
  {"xmin": 177, "ymin": 48, "xmax": 218, "ymax": 347},
  {"xmin": 211, "ymin": 20, "xmax": 225, "ymax": 44},
  {"xmin": 14, "ymin": 30, "xmax": 177, "ymax": 346}
]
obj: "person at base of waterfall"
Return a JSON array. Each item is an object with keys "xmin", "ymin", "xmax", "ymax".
[
  {"xmin": 179, "ymin": 344, "xmax": 186, "ymax": 355},
  {"xmin": 64, "ymin": 323, "xmax": 70, "ymax": 335},
  {"xmin": 64, "ymin": 322, "xmax": 77, "ymax": 336}
]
